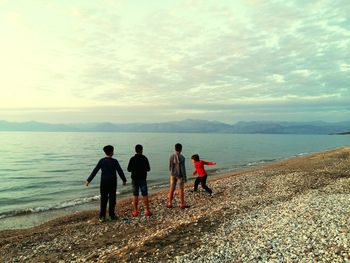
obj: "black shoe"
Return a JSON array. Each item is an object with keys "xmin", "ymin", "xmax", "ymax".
[
  {"xmin": 99, "ymin": 216, "xmax": 106, "ymax": 223},
  {"xmin": 109, "ymin": 215, "xmax": 117, "ymax": 221}
]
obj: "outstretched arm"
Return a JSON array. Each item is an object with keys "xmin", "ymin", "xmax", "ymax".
[
  {"xmin": 203, "ymin": 161, "xmax": 216, "ymax": 166},
  {"xmin": 116, "ymin": 162, "xmax": 127, "ymax": 184},
  {"xmin": 86, "ymin": 161, "xmax": 101, "ymax": 185}
]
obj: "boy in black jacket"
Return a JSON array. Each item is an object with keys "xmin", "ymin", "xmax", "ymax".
[
  {"xmin": 127, "ymin": 144, "xmax": 152, "ymax": 217},
  {"xmin": 85, "ymin": 145, "xmax": 127, "ymax": 222}
]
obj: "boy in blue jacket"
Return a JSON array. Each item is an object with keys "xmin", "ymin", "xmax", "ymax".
[{"xmin": 85, "ymin": 145, "xmax": 127, "ymax": 222}]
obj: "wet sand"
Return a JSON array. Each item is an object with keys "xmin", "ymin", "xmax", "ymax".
[{"xmin": 1, "ymin": 147, "xmax": 350, "ymax": 262}]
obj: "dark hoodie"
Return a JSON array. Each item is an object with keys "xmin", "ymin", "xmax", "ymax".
[{"xmin": 127, "ymin": 154, "xmax": 150, "ymax": 182}]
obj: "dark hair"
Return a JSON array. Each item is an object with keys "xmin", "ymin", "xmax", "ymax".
[
  {"xmin": 135, "ymin": 144, "xmax": 143, "ymax": 154},
  {"xmin": 175, "ymin": 143, "xmax": 182, "ymax": 152},
  {"xmin": 103, "ymin": 145, "xmax": 114, "ymax": 156},
  {"xmin": 191, "ymin": 154, "xmax": 199, "ymax": 162}
]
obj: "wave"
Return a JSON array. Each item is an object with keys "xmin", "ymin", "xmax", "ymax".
[
  {"xmin": 43, "ymin": 169, "xmax": 73, "ymax": 173},
  {"xmin": 244, "ymin": 159, "xmax": 278, "ymax": 167},
  {"xmin": 209, "ymin": 158, "xmax": 281, "ymax": 175},
  {"xmin": 296, "ymin": 152, "xmax": 309, "ymax": 156},
  {"xmin": 149, "ymin": 183, "xmax": 169, "ymax": 189},
  {"xmin": 242, "ymin": 152, "xmax": 310, "ymax": 168},
  {"xmin": 0, "ymin": 195, "xmax": 103, "ymax": 219}
]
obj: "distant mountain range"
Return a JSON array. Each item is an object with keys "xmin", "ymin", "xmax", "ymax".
[{"xmin": 1, "ymin": 119, "xmax": 350, "ymax": 134}]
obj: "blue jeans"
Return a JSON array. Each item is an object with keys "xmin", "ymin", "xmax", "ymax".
[{"xmin": 132, "ymin": 180, "xmax": 148, "ymax": 196}]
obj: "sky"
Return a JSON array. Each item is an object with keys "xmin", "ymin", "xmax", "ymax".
[{"xmin": 0, "ymin": 0, "xmax": 349, "ymax": 124}]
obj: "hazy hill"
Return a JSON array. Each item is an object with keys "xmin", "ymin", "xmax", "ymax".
[
  {"xmin": 1, "ymin": 119, "xmax": 350, "ymax": 134},
  {"xmin": 231, "ymin": 121, "xmax": 350, "ymax": 134},
  {"xmin": 336, "ymin": 131, "xmax": 350, "ymax": 135},
  {"xmin": 0, "ymin": 120, "xmax": 78, "ymax": 132}
]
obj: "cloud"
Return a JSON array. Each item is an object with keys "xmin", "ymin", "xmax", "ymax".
[{"xmin": 0, "ymin": 0, "xmax": 349, "ymax": 123}]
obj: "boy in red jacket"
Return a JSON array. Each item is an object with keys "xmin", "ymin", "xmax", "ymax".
[{"xmin": 191, "ymin": 154, "xmax": 216, "ymax": 195}]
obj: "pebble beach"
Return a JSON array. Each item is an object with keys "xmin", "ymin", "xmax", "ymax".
[{"xmin": 1, "ymin": 147, "xmax": 350, "ymax": 262}]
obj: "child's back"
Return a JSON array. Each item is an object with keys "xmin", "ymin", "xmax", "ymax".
[
  {"xmin": 85, "ymin": 145, "xmax": 127, "ymax": 222},
  {"xmin": 88, "ymin": 156, "xmax": 124, "ymax": 183}
]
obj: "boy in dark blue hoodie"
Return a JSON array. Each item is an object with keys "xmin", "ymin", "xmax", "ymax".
[
  {"xmin": 85, "ymin": 145, "xmax": 127, "ymax": 222},
  {"xmin": 127, "ymin": 144, "xmax": 152, "ymax": 217}
]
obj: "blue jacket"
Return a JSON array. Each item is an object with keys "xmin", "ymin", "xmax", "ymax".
[{"xmin": 87, "ymin": 157, "xmax": 126, "ymax": 184}]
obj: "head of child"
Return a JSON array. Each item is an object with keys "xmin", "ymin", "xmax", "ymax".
[
  {"xmin": 135, "ymin": 144, "xmax": 143, "ymax": 154},
  {"xmin": 191, "ymin": 154, "xmax": 199, "ymax": 163},
  {"xmin": 175, "ymin": 143, "xmax": 182, "ymax": 153},
  {"xmin": 103, "ymin": 145, "xmax": 114, "ymax": 157}
]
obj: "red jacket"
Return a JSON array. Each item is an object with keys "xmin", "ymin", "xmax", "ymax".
[{"xmin": 192, "ymin": 160, "xmax": 216, "ymax": 177}]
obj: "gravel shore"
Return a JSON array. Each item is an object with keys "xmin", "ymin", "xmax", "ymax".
[{"xmin": 1, "ymin": 147, "xmax": 350, "ymax": 262}]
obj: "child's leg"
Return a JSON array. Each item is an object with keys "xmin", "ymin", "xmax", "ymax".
[
  {"xmin": 178, "ymin": 177, "xmax": 188, "ymax": 208},
  {"xmin": 132, "ymin": 196, "xmax": 139, "ymax": 217},
  {"xmin": 132, "ymin": 180, "xmax": 139, "ymax": 217},
  {"xmin": 200, "ymin": 175, "xmax": 212, "ymax": 194},
  {"xmin": 100, "ymin": 183, "xmax": 109, "ymax": 218},
  {"xmin": 143, "ymin": 195, "xmax": 149, "ymax": 210},
  {"xmin": 167, "ymin": 176, "xmax": 176, "ymax": 207},
  {"xmin": 143, "ymin": 195, "xmax": 152, "ymax": 216},
  {"xmin": 193, "ymin": 177, "xmax": 200, "ymax": 191},
  {"xmin": 132, "ymin": 181, "xmax": 139, "ymax": 211},
  {"xmin": 178, "ymin": 187, "xmax": 184, "ymax": 207},
  {"xmin": 133, "ymin": 195, "xmax": 138, "ymax": 211},
  {"xmin": 140, "ymin": 182, "xmax": 151, "ymax": 214},
  {"xmin": 108, "ymin": 183, "xmax": 117, "ymax": 217}
]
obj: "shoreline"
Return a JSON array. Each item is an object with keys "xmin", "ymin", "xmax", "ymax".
[
  {"xmin": 0, "ymin": 158, "xmax": 265, "ymax": 231},
  {"xmin": 1, "ymin": 147, "xmax": 350, "ymax": 262}
]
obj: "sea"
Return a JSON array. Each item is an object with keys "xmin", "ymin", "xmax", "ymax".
[{"xmin": 0, "ymin": 131, "xmax": 349, "ymax": 230}]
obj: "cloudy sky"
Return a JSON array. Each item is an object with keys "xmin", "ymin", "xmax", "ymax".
[{"xmin": 0, "ymin": 0, "xmax": 349, "ymax": 124}]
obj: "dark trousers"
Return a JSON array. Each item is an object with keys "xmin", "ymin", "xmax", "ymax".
[
  {"xmin": 100, "ymin": 181, "xmax": 117, "ymax": 218},
  {"xmin": 194, "ymin": 175, "xmax": 212, "ymax": 194}
]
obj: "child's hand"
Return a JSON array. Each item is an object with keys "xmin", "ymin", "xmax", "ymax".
[
  {"xmin": 85, "ymin": 180, "xmax": 89, "ymax": 187},
  {"xmin": 192, "ymin": 171, "xmax": 196, "ymax": 176}
]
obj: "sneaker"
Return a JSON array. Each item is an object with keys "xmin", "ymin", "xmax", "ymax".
[
  {"xmin": 109, "ymin": 215, "xmax": 117, "ymax": 221},
  {"xmin": 145, "ymin": 210, "xmax": 153, "ymax": 217},
  {"xmin": 99, "ymin": 216, "xmax": 106, "ymax": 223},
  {"xmin": 180, "ymin": 205, "xmax": 190, "ymax": 209},
  {"xmin": 132, "ymin": 210, "xmax": 139, "ymax": 217},
  {"xmin": 166, "ymin": 204, "xmax": 173, "ymax": 208}
]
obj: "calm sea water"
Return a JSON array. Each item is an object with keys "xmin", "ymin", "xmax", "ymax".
[{"xmin": 0, "ymin": 132, "xmax": 349, "ymax": 229}]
